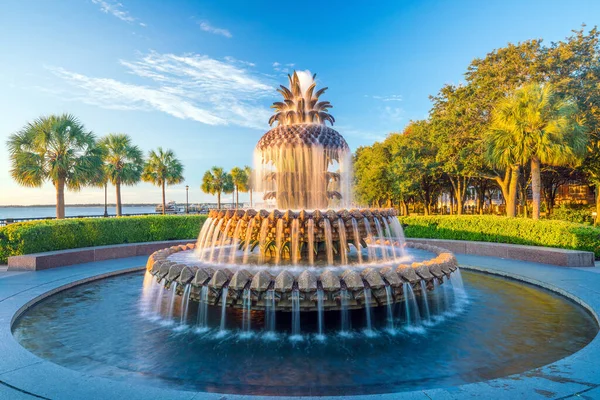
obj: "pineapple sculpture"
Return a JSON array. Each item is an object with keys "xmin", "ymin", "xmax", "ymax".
[{"xmin": 255, "ymin": 71, "xmax": 350, "ymax": 209}]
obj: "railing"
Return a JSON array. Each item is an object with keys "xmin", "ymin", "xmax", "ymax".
[{"xmin": 0, "ymin": 212, "xmax": 207, "ymax": 227}]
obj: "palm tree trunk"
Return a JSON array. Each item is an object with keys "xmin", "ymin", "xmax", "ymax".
[
  {"xmin": 531, "ymin": 157, "xmax": 541, "ymax": 220},
  {"xmin": 116, "ymin": 178, "xmax": 122, "ymax": 217},
  {"xmin": 55, "ymin": 178, "xmax": 65, "ymax": 219},
  {"xmin": 236, "ymin": 186, "xmax": 239, "ymax": 209},
  {"xmin": 507, "ymin": 165, "xmax": 520, "ymax": 217},
  {"xmin": 217, "ymin": 192, "xmax": 221, "ymax": 210},
  {"xmin": 161, "ymin": 181, "xmax": 166, "ymax": 215},
  {"xmin": 596, "ymin": 183, "xmax": 600, "ymax": 226}
]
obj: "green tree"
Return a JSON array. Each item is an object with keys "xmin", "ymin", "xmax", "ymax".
[
  {"xmin": 244, "ymin": 165, "xmax": 254, "ymax": 208},
  {"xmin": 201, "ymin": 166, "xmax": 234, "ymax": 209},
  {"xmin": 7, "ymin": 114, "xmax": 103, "ymax": 219},
  {"xmin": 230, "ymin": 166, "xmax": 249, "ymax": 208},
  {"xmin": 487, "ymin": 83, "xmax": 587, "ymax": 219},
  {"xmin": 142, "ymin": 148, "xmax": 184, "ymax": 215},
  {"xmin": 98, "ymin": 133, "xmax": 144, "ymax": 216}
]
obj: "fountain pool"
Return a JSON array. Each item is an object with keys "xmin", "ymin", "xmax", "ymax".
[{"xmin": 12, "ymin": 269, "xmax": 596, "ymax": 396}]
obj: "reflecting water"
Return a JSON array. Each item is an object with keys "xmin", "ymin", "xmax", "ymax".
[{"xmin": 13, "ymin": 270, "xmax": 597, "ymax": 396}]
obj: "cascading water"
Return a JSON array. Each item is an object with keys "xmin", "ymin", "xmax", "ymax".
[
  {"xmin": 403, "ymin": 282, "xmax": 422, "ymax": 330},
  {"xmin": 275, "ymin": 219, "xmax": 284, "ymax": 265},
  {"xmin": 340, "ymin": 288, "xmax": 351, "ymax": 333},
  {"xmin": 167, "ymin": 282, "xmax": 178, "ymax": 321},
  {"xmin": 338, "ymin": 218, "xmax": 348, "ymax": 264},
  {"xmin": 242, "ymin": 219, "xmax": 255, "ymax": 263},
  {"xmin": 307, "ymin": 219, "xmax": 315, "ymax": 265},
  {"xmin": 291, "ymin": 219, "xmax": 300, "ymax": 265},
  {"xmin": 229, "ymin": 219, "xmax": 244, "ymax": 264},
  {"xmin": 385, "ymin": 285, "xmax": 395, "ymax": 333},
  {"xmin": 323, "ymin": 219, "xmax": 334, "ymax": 265},
  {"xmin": 219, "ymin": 287, "xmax": 229, "ymax": 333},
  {"xmin": 351, "ymin": 218, "xmax": 363, "ymax": 263},
  {"xmin": 419, "ymin": 281, "xmax": 432, "ymax": 323},
  {"xmin": 217, "ymin": 219, "xmax": 232, "ymax": 263},
  {"xmin": 197, "ymin": 286, "xmax": 209, "ymax": 330},
  {"xmin": 208, "ymin": 219, "xmax": 224, "ymax": 263},
  {"xmin": 265, "ymin": 289, "xmax": 276, "ymax": 334},
  {"xmin": 242, "ymin": 288, "xmax": 252, "ymax": 333},
  {"xmin": 363, "ymin": 218, "xmax": 376, "ymax": 261},
  {"xmin": 180, "ymin": 284, "xmax": 191, "ymax": 325},
  {"xmin": 317, "ymin": 288, "xmax": 325, "ymax": 339},
  {"xmin": 364, "ymin": 287, "xmax": 373, "ymax": 334},
  {"xmin": 291, "ymin": 289, "xmax": 301, "ymax": 339}
]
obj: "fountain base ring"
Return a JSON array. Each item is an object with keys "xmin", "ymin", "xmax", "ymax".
[{"xmin": 146, "ymin": 241, "xmax": 458, "ymax": 312}]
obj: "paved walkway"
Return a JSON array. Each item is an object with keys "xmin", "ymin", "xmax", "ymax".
[{"xmin": 0, "ymin": 255, "xmax": 599, "ymax": 399}]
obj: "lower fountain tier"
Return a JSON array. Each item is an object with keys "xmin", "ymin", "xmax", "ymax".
[
  {"xmin": 199, "ymin": 208, "xmax": 402, "ymax": 261},
  {"xmin": 146, "ymin": 242, "xmax": 458, "ymax": 312}
]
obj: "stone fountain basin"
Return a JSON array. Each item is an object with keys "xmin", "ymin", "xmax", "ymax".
[{"xmin": 146, "ymin": 242, "xmax": 458, "ymax": 312}]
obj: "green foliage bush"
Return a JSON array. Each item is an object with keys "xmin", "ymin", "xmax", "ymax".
[
  {"xmin": 400, "ymin": 215, "xmax": 600, "ymax": 258},
  {"xmin": 549, "ymin": 204, "xmax": 595, "ymax": 225},
  {"xmin": 0, "ymin": 215, "xmax": 206, "ymax": 263}
]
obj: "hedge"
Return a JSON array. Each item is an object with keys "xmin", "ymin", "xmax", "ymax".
[
  {"xmin": 0, "ymin": 215, "xmax": 207, "ymax": 263},
  {"xmin": 400, "ymin": 215, "xmax": 600, "ymax": 258}
]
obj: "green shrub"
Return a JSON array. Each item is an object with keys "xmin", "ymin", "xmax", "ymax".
[
  {"xmin": 400, "ymin": 215, "xmax": 600, "ymax": 258},
  {"xmin": 549, "ymin": 204, "xmax": 595, "ymax": 225},
  {"xmin": 0, "ymin": 215, "xmax": 206, "ymax": 263}
]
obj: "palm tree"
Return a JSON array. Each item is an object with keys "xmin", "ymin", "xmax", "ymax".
[
  {"xmin": 142, "ymin": 148, "xmax": 184, "ymax": 215},
  {"xmin": 230, "ymin": 167, "xmax": 248, "ymax": 208},
  {"xmin": 487, "ymin": 83, "xmax": 587, "ymax": 219},
  {"xmin": 244, "ymin": 165, "xmax": 254, "ymax": 208},
  {"xmin": 98, "ymin": 133, "xmax": 144, "ymax": 216},
  {"xmin": 7, "ymin": 114, "xmax": 103, "ymax": 219},
  {"xmin": 201, "ymin": 166, "xmax": 234, "ymax": 209}
]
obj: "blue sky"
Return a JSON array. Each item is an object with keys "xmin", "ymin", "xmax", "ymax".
[{"xmin": 1, "ymin": 0, "xmax": 599, "ymax": 206}]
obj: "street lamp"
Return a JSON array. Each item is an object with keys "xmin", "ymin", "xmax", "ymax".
[
  {"xmin": 103, "ymin": 182, "xmax": 108, "ymax": 217},
  {"xmin": 185, "ymin": 185, "xmax": 189, "ymax": 214}
]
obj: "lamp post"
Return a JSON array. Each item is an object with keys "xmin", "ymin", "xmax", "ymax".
[
  {"xmin": 103, "ymin": 183, "xmax": 108, "ymax": 217},
  {"xmin": 185, "ymin": 185, "xmax": 189, "ymax": 214}
]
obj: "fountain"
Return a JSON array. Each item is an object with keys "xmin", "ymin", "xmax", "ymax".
[{"xmin": 145, "ymin": 71, "xmax": 460, "ymax": 334}]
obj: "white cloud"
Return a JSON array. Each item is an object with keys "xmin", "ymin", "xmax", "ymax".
[
  {"xmin": 199, "ymin": 21, "xmax": 232, "ymax": 38},
  {"xmin": 367, "ymin": 94, "xmax": 403, "ymax": 102},
  {"xmin": 92, "ymin": 0, "xmax": 139, "ymax": 24},
  {"xmin": 45, "ymin": 51, "xmax": 276, "ymax": 129},
  {"xmin": 383, "ymin": 106, "xmax": 404, "ymax": 122},
  {"xmin": 272, "ymin": 62, "xmax": 280, "ymax": 67}
]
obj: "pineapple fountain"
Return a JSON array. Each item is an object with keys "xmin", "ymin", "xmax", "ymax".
[{"xmin": 145, "ymin": 71, "xmax": 463, "ymax": 337}]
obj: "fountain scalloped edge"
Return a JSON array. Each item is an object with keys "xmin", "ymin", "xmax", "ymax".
[{"xmin": 146, "ymin": 239, "xmax": 458, "ymax": 312}]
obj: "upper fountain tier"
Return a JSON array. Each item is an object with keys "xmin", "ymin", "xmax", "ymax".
[{"xmin": 254, "ymin": 71, "xmax": 352, "ymax": 210}]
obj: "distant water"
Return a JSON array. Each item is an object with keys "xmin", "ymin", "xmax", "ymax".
[{"xmin": 0, "ymin": 206, "xmax": 158, "ymax": 220}]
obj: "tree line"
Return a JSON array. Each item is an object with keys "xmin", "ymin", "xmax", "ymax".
[
  {"xmin": 354, "ymin": 27, "xmax": 600, "ymax": 223},
  {"xmin": 7, "ymin": 114, "xmax": 184, "ymax": 218},
  {"xmin": 201, "ymin": 166, "xmax": 253, "ymax": 209}
]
